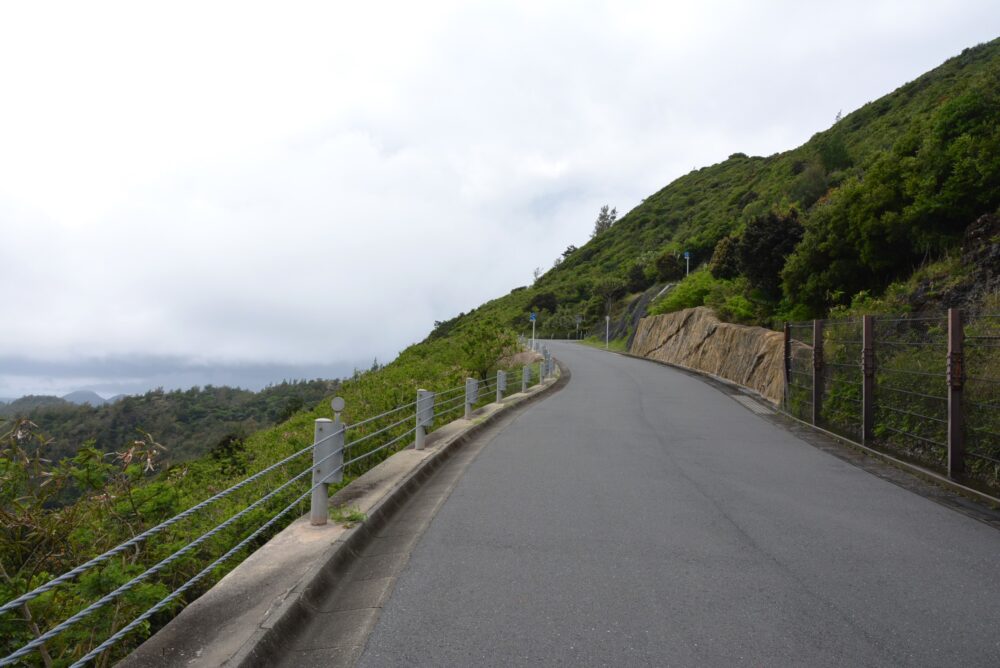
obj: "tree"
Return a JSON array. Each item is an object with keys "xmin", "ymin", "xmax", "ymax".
[
  {"xmin": 532, "ymin": 267, "xmax": 542, "ymax": 284},
  {"xmin": 590, "ymin": 205, "xmax": 617, "ymax": 238},
  {"xmin": 737, "ymin": 210, "xmax": 803, "ymax": 298},
  {"xmin": 561, "ymin": 245, "xmax": 578, "ymax": 258},
  {"xmin": 592, "ymin": 276, "xmax": 627, "ymax": 315}
]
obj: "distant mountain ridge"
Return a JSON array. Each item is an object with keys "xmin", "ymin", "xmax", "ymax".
[{"xmin": 62, "ymin": 390, "xmax": 108, "ymax": 406}]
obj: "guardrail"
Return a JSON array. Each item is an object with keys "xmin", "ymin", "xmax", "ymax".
[
  {"xmin": 0, "ymin": 351, "xmax": 557, "ymax": 667},
  {"xmin": 783, "ymin": 308, "xmax": 999, "ymax": 491}
]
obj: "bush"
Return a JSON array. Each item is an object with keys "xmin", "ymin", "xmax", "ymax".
[
  {"xmin": 709, "ymin": 235, "xmax": 740, "ymax": 280},
  {"xmin": 530, "ymin": 292, "xmax": 558, "ymax": 313},
  {"xmin": 625, "ymin": 261, "xmax": 653, "ymax": 293},
  {"xmin": 648, "ymin": 269, "xmax": 720, "ymax": 314},
  {"xmin": 654, "ymin": 250, "xmax": 684, "ymax": 281}
]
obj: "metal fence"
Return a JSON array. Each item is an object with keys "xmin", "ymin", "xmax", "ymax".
[
  {"xmin": 784, "ymin": 309, "xmax": 1000, "ymax": 491},
  {"xmin": 0, "ymin": 352, "xmax": 556, "ymax": 667}
]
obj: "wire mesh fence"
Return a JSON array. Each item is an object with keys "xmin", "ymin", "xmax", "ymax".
[
  {"xmin": 818, "ymin": 318, "xmax": 863, "ymax": 443},
  {"xmin": 965, "ymin": 313, "xmax": 1000, "ymax": 478},
  {"xmin": 871, "ymin": 314, "xmax": 949, "ymax": 469},
  {"xmin": 783, "ymin": 309, "xmax": 1000, "ymax": 492},
  {"xmin": 785, "ymin": 323, "xmax": 814, "ymax": 423}
]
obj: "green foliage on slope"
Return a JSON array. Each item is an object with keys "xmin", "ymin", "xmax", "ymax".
[{"xmin": 454, "ymin": 39, "xmax": 1000, "ymax": 336}]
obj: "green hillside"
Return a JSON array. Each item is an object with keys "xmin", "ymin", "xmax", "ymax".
[{"xmin": 444, "ymin": 38, "xmax": 1000, "ymax": 337}]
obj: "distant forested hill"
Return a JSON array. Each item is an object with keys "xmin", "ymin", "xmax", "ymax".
[{"xmin": 3, "ymin": 380, "xmax": 338, "ymax": 465}]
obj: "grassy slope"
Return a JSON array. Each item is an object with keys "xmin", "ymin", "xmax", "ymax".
[{"xmin": 450, "ymin": 38, "xmax": 1000, "ymax": 334}]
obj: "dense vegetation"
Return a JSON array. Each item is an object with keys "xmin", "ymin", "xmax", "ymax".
[{"xmin": 444, "ymin": 38, "xmax": 1000, "ymax": 340}]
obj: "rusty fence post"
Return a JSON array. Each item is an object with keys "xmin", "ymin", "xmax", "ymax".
[
  {"xmin": 947, "ymin": 308, "xmax": 965, "ymax": 479},
  {"xmin": 862, "ymin": 315, "xmax": 874, "ymax": 445},
  {"xmin": 812, "ymin": 319, "xmax": 824, "ymax": 426},
  {"xmin": 783, "ymin": 322, "xmax": 791, "ymax": 411}
]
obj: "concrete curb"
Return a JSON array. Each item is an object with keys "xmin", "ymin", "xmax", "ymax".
[{"xmin": 122, "ymin": 364, "xmax": 566, "ymax": 668}]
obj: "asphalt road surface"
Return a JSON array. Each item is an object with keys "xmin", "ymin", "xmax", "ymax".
[{"xmin": 357, "ymin": 341, "xmax": 1000, "ymax": 667}]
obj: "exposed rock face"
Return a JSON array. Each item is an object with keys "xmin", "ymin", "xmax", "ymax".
[{"xmin": 630, "ymin": 307, "xmax": 785, "ymax": 404}]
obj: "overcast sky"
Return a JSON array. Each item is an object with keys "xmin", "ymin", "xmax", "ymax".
[{"xmin": 1, "ymin": 2, "xmax": 997, "ymax": 399}]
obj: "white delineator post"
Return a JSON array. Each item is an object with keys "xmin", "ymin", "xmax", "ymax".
[
  {"xmin": 311, "ymin": 403, "xmax": 345, "ymax": 526},
  {"xmin": 415, "ymin": 389, "xmax": 434, "ymax": 451},
  {"xmin": 464, "ymin": 377, "xmax": 478, "ymax": 419},
  {"xmin": 496, "ymin": 370, "xmax": 506, "ymax": 403},
  {"xmin": 522, "ymin": 365, "xmax": 530, "ymax": 393}
]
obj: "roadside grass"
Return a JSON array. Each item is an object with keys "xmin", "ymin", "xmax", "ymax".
[
  {"xmin": 329, "ymin": 505, "xmax": 367, "ymax": 527},
  {"xmin": 577, "ymin": 336, "xmax": 629, "ymax": 353}
]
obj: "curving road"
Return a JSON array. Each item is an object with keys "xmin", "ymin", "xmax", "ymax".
[{"xmin": 351, "ymin": 341, "xmax": 1000, "ymax": 666}]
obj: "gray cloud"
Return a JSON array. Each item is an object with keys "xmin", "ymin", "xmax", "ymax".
[{"xmin": 1, "ymin": 1, "xmax": 998, "ymax": 397}]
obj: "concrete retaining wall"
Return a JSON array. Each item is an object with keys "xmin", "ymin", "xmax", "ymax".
[{"xmin": 630, "ymin": 307, "xmax": 785, "ymax": 404}]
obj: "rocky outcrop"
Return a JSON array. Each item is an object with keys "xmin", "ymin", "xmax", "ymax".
[{"xmin": 630, "ymin": 307, "xmax": 785, "ymax": 404}]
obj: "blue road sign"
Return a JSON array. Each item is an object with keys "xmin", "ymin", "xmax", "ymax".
[
  {"xmin": 684, "ymin": 251, "xmax": 690, "ymax": 259},
  {"xmin": 529, "ymin": 312, "xmax": 536, "ymax": 322}
]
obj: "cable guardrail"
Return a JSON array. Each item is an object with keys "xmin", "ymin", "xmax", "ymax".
[
  {"xmin": 0, "ymin": 435, "xmax": 322, "ymax": 617},
  {"xmin": 782, "ymin": 308, "xmax": 1000, "ymax": 493},
  {"xmin": 1, "ymin": 348, "xmax": 557, "ymax": 667}
]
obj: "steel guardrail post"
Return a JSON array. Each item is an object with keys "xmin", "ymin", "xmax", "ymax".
[
  {"xmin": 522, "ymin": 365, "xmax": 529, "ymax": 393},
  {"xmin": 415, "ymin": 389, "xmax": 434, "ymax": 451},
  {"xmin": 862, "ymin": 315, "xmax": 875, "ymax": 445},
  {"xmin": 783, "ymin": 322, "xmax": 791, "ymax": 412},
  {"xmin": 947, "ymin": 308, "xmax": 965, "ymax": 478},
  {"xmin": 496, "ymin": 370, "xmax": 505, "ymax": 403},
  {"xmin": 311, "ymin": 417, "xmax": 340, "ymax": 526},
  {"xmin": 465, "ymin": 377, "xmax": 478, "ymax": 419},
  {"xmin": 537, "ymin": 361, "xmax": 543, "ymax": 385}
]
